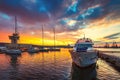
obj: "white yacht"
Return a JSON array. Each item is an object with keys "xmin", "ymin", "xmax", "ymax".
[{"xmin": 69, "ymin": 37, "xmax": 98, "ymax": 67}]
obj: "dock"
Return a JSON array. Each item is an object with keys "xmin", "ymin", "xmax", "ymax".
[{"xmin": 98, "ymin": 51, "xmax": 120, "ymax": 67}]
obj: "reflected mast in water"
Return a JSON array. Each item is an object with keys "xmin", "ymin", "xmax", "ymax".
[{"xmin": 8, "ymin": 55, "xmax": 21, "ymax": 79}]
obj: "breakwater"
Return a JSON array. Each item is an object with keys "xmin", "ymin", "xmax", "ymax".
[{"xmin": 98, "ymin": 51, "xmax": 120, "ymax": 67}]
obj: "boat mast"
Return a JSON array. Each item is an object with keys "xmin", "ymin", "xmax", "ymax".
[
  {"xmin": 42, "ymin": 24, "xmax": 44, "ymax": 47},
  {"xmin": 53, "ymin": 27, "xmax": 55, "ymax": 49},
  {"xmin": 15, "ymin": 16, "xmax": 17, "ymax": 34},
  {"xmin": 9, "ymin": 16, "xmax": 20, "ymax": 46}
]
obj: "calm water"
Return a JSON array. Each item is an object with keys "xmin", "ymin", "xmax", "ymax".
[{"xmin": 0, "ymin": 48, "xmax": 120, "ymax": 80}]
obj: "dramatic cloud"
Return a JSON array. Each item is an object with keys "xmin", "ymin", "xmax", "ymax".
[
  {"xmin": 104, "ymin": 32, "xmax": 120, "ymax": 39},
  {"xmin": 0, "ymin": 0, "xmax": 120, "ymax": 44}
]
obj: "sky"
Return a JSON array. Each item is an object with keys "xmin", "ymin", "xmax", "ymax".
[{"xmin": 0, "ymin": 0, "xmax": 120, "ymax": 46}]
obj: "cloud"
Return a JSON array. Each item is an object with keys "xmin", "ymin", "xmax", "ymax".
[
  {"xmin": 0, "ymin": 0, "xmax": 120, "ymax": 44},
  {"xmin": 0, "ymin": 0, "xmax": 64, "ymax": 23},
  {"xmin": 104, "ymin": 32, "xmax": 120, "ymax": 39}
]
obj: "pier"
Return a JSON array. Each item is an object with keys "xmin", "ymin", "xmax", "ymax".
[{"xmin": 98, "ymin": 51, "xmax": 120, "ymax": 67}]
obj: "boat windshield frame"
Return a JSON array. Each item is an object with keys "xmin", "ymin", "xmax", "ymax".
[{"xmin": 75, "ymin": 43, "xmax": 93, "ymax": 48}]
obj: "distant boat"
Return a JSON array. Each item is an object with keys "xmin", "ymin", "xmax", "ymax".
[
  {"xmin": 48, "ymin": 48, "xmax": 60, "ymax": 51},
  {"xmin": 28, "ymin": 47, "xmax": 39, "ymax": 53},
  {"xmin": 69, "ymin": 37, "xmax": 98, "ymax": 67},
  {"xmin": 39, "ymin": 47, "xmax": 49, "ymax": 52},
  {"xmin": 0, "ymin": 47, "xmax": 7, "ymax": 53},
  {"xmin": 6, "ymin": 49, "xmax": 22, "ymax": 55}
]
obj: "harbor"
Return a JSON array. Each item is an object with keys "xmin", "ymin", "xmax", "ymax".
[
  {"xmin": 0, "ymin": 0, "xmax": 120, "ymax": 80},
  {"xmin": 0, "ymin": 19, "xmax": 120, "ymax": 79},
  {"xmin": 0, "ymin": 48, "xmax": 120, "ymax": 80}
]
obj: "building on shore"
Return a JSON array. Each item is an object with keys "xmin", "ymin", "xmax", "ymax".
[
  {"xmin": 111, "ymin": 42, "xmax": 118, "ymax": 48},
  {"xmin": 104, "ymin": 42, "xmax": 109, "ymax": 48}
]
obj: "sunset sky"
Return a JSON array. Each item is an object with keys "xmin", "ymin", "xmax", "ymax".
[{"xmin": 0, "ymin": 0, "xmax": 120, "ymax": 46}]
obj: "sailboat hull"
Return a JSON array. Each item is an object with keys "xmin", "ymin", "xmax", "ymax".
[{"xmin": 6, "ymin": 49, "xmax": 22, "ymax": 55}]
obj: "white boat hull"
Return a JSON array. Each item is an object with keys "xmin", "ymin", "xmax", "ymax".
[
  {"xmin": 6, "ymin": 49, "xmax": 22, "ymax": 55},
  {"xmin": 28, "ymin": 49, "xmax": 39, "ymax": 53},
  {"xmin": 70, "ymin": 50, "xmax": 98, "ymax": 67},
  {"xmin": 0, "ymin": 47, "xmax": 7, "ymax": 53}
]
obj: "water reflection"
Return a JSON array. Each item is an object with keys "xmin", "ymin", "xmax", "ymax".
[
  {"xmin": 9, "ymin": 55, "xmax": 20, "ymax": 67},
  {"xmin": 8, "ymin": 54, "xmax": 21, "ymax": 79},
  {"xmin": 0, "ymin": 49, "xmax": 120, "ymax": 80},
  {"xmin": 71, "ymin": 63, "xmax": 97, "ymax": 80}
]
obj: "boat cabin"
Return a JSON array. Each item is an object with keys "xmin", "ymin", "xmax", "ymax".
[{"xmin": 74, "ymin": 38, "xmax": 94, "ymax": 52}]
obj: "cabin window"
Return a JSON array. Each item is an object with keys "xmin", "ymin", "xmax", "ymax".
[{"xmin": 77, "ymin": 44, "xmax": 92, "ymax": 48}]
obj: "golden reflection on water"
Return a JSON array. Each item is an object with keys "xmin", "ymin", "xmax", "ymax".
[
  {"xmin": 0, "ymin": 48, "xmax": 120, "ymax": 80},
  {"xmin": 19, "ymin": 48, "xmax": 72, "ymax": 66}
]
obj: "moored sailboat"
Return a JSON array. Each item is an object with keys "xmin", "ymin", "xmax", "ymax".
[
  {"xmin": 48, "ymin": 27, "xmax": 60, "ymax": 51},
  {"xmin": 39, "ymin": 24, "xmax": 49, "ymax": 52},
  {"xmin": 28, "ymin": 47, "xmax": 39, "ymax": 53}
]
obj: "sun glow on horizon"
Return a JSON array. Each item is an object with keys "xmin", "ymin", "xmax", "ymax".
[{"xmin": 0, "ymin": 0, "xmax": 120, "ymax": 46}]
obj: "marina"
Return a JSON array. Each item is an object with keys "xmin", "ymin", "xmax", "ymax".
[
  {"xmin": 0, "ymin": 0, "xmax": 120, "ymax": 80},
  {"xmin": 0, "ymin": 27, "xmax": 120, "ymax": 80},
  {"xmin": 0, "ymin": 48, "xmax": 120, "ymax": 80},
  {"xmin": 0, "ymin": 17, "xmax": 119, "ymax": 79}
]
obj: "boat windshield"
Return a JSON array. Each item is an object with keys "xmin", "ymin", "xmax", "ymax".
[{"xmin": 75, "ymin": 44, "xmax": 92, "ymax": 48}]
